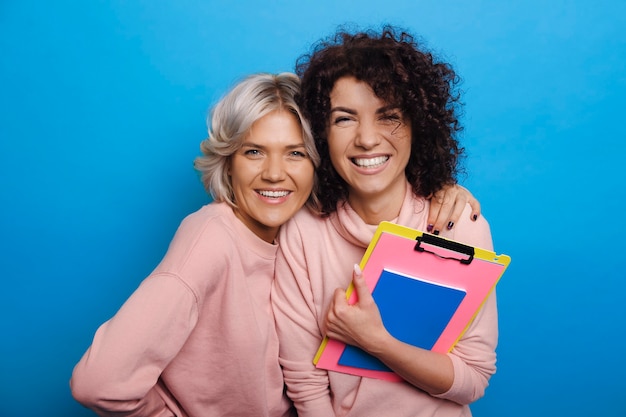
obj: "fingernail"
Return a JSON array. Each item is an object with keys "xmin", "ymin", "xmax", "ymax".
[
  {"xmin": 447, "ymin": 221, "xmax": 454, "ymax": 230},
  {"xmin": 433, "ymin": 230, "xmax": 440, "ymax": 235},
  {"xmin": 354, "ymin": 264, "xmax": 361, "ymax": 275},
  {"xmin": 427, "ymin": 224, "xmax": 434, "ymax": 232},
  {"xmin": 473, "ymin": 214, "xmax": 478, "ymax": 221}
]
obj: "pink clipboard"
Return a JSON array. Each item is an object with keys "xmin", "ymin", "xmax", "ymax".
[{"xmin": 313, "ymin": 221, "xmax": 511, "ymax": 382}]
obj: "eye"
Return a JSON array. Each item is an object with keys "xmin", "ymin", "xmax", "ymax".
[
  {"xmin": 241, "ymin": 148, "xmax": 264, "ymax": 159},
  {"xmin": 332, "ymin": 115, "xmax": 354, "ymax": 125},
  {"xmin": 289, "ymin": 150, "xmax": 308, "ymax": 159},
  {"xmin": 379, "ymin": 112, "xmax": 402, "ymax": 123}
]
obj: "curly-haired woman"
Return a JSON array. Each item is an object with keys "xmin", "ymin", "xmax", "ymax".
[{"xmin": 272, "ymin": 25, "xmax": 497, "ymax": 417}]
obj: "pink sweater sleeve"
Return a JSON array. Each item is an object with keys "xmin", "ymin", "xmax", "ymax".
[
  {"xmin": 70, "ymin": 273, "xmax": 198, "ymax": 416},
  {"xmin": 432, "ymin": 207, "xmax": 499, "ymax": 405},
  {"xmin": 272, "ymin": 219, "xmax": 335, "ymax": 417}
]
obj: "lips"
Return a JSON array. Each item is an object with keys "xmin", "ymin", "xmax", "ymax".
[
  {"xmin": 351, "ymin": 155, "xmax": 389, "ymax": 168},
  {"xmin": 257, "ymin": 190, "xmax": 291, "ymax": 198}
]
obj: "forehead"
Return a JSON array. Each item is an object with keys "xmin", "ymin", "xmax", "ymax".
[
  {"xmin": 330, "ymin": 77, "xmax": 388, "ymax": 109},
  {"xmin": 245, "ymin": 109, "xmax": 304, "ymax": 144}
]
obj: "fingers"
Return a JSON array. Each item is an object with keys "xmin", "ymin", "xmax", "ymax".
[
  {"xmin": 331, "ymin": 287, "xmax": 347, "ymax": 309},
  {"xmin": 466, "ymin": 191, "xmax": 481, "ymax": 221},
  {"xmin": 427, "ymin": 186, "xmax": 456, "ymax": 235},
  {"xmin": 326, "ymin": 265, "xmax": 368, "ymax": 333},
  {"xmin": 426, "ymin": 189, "xmax": 445, "ymax": 234},
  {"xmin": 454, "ymin": 185, "xmax": 481, "ymax": 222},
  {"xmin": 444, "ymin": 192, "xmax": 470, "ymax": 231},
  {"xmin": 351, "ymin": 264, "xmax": 371, "ymax": 302},
  {"xmin": 325, "ymin": 288, "xmax": 345, "ymax": 335},
  {"xmin": 427, "ymin": 184, "xmax": 482, "ymax": 234}
]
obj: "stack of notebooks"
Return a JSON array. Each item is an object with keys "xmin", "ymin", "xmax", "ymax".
[{"xmin": 314, "ymin": 221, "xmax": 511, "ymax": 382}]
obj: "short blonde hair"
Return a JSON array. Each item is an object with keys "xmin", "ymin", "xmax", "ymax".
[{"xmin": 194, "ymin": 73, "xmax": 320, "ymax": 210}]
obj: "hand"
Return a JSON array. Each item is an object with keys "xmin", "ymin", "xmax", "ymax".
[
  {"xmin": 327, "ymin": 266, "xmax": 456, "ymax": 394},
  {"xmin": 427, "ymin": 184, "xmax": 480, "ymax": 234},
  {"xmin": 325, "ymin": 265, "xmax": 389, "ymax": 352}
]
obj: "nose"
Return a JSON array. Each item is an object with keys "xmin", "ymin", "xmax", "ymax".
[
  {"xmin": 354, "ymin": 119, "xmax": 382, "ymax": 149},
  {"xmin": 261, "ymin": 155, "xmax": 286, "ymax": 182}
]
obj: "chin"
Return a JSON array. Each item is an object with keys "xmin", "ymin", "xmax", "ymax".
[{"xmin": 258, "ymin": 214, "xmax": 294, "ymax": 229}]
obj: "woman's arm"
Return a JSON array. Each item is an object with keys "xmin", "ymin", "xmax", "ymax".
[
  {"xmin": 272, "ymin": 219, "xmax": 336, "ymax": 417},
  {"xmin": 70, "ymin": 274, "xmax": 198, "ymax": 416}
]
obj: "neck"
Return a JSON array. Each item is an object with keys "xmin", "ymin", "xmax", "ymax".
[{"xmin": 347, "ymin": 182, "xmax": 406, "ymax": 225}]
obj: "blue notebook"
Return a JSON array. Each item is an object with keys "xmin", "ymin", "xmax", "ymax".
[{"xmin": 338, "ymin": 269, "xmax": 467, "ymax": 371}]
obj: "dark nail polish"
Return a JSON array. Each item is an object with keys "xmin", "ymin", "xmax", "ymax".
[
  {"xmin": 433, "ymin": 230, "xmax": 440, "ymax": 235},
  {"xmin": 473, "ymin": 214, "xmax": 478, "ymax": 221},
  {"xmin": 447, "ymin": 221, "xmax": 454, "ymax": 230},
  {"xmin": 427, "ymin": 224, "xmax": 434, "ymax": 232}
]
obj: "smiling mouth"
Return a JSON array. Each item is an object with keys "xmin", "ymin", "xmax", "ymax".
[
  {"xmin": 257, "ymin": 190, "xmax": 291, "ymax": 198},
  {"xmin": 352, "ymin": 156, "xmax": 389, "ymax": 168}
]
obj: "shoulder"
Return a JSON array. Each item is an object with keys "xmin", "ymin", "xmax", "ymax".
[
  {"xmin": 157, "ymin": 203, "xmax": 238, "ymax": 275},
  {"xmin": 178, "ymin": 203, "xmax": 233, "ymax": 233},
  {"xmin": 173, "ymin": 203, "xmax": 238, "ymax": 251},
  {"xmin": 154, "ymin": 203, "xmax": 257, "ymax": 301}
]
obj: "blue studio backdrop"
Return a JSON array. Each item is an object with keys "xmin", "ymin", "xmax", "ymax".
[{"xmin": 1, "ymin": 1, "xmax": 625, "ymax": 416}]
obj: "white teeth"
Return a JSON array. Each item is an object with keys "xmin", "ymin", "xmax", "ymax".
[
  {"xmin": 258, "ymin": 190, "xmax": 290, "ymax": 198},
  {"xmin": 353, "ymin": 156, "xmax": 389, "ymax": 168}
]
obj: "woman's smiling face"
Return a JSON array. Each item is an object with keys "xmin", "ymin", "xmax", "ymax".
[
  {"xmin": 229, "ymin": 109, "xmax": 315, "ymax": 243},
  {"xmin": 327, "ymin": 76, "xmax": 412, "ymax": 210}
]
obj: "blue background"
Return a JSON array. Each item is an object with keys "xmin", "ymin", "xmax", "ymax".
[{"xmin": 1, "ymin": 1, "xmax": 625, "ymax": 416}]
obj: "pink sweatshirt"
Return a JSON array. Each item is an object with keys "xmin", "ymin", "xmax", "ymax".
[
  {"xmin": 71, "ymin": 202, "xmax": 294, "ymax": 417},
  {"xmin": 271, "ymin": 183, "xmax": 498, "ymax": 417}
]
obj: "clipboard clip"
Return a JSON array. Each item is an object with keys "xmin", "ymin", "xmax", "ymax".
[{"xmin": 414, "ymin": 233, "xmax": 474, "ymax": 265}]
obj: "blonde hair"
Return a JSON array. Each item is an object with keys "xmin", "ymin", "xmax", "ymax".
[{"xmin": 194, "ymin": 72, "xmax": 320, "ymax": 210}]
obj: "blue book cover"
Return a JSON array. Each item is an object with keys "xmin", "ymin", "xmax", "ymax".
[{"xmin": 338, "ymin": 269, "xmax": 467, "ymax": 372}]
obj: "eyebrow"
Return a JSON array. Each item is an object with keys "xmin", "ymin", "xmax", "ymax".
[
  {"xmin": 330, "ymin": 106, "xmax": 356, "ymax": 115},
  {"xmin": 330, "ymin": 104, "xmax": 401, "ymax": 115},
  {"xmin": 240, "ymin": 141, "xmax": 307, "ymax": 150}
]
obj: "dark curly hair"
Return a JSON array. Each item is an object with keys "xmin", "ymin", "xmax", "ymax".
[{"xmin": 296, "ymin": 25, "xmax": 465, "ymax": 216}]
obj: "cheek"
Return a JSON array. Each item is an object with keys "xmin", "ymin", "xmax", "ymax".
[
  {"xmin": 229, "ymin": 175, "xmax": 243, "ymax": 196},
  {"xmin": 297, "ymin": 164, "xmax": 316, "ymax": 191},
  {"xmin": 393, "ymin": 132, "xmax": 412, "ymax": 154},
  {"xmin": 229, "ymin": 165, "xmax": 255, "ymax": 192},
  {"xmin": 398, "ymin": 127, "xmax": 412, "ymax": 148}
]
